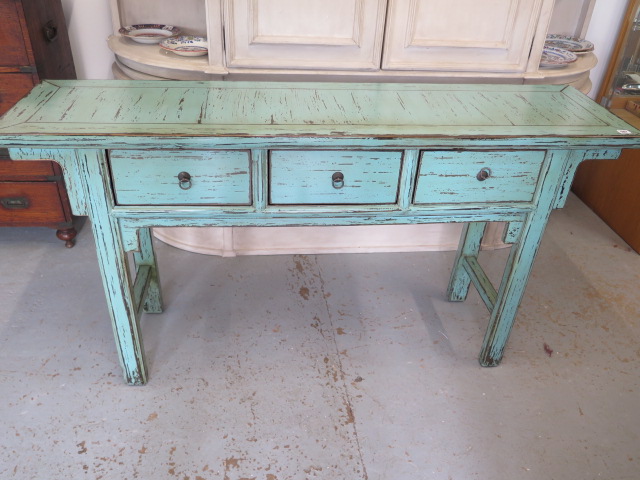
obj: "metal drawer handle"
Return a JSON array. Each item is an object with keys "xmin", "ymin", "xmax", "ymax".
[
  {"xmin": 332, "ymin": 171, "xmax": 344, "ymax": 189},
  {"xmin": 476, "ymin": 167, "xmax": 492, "ymax": 181},
  {"xmin": 1, "ymin": 197, "xmax": 30, "ymax": 209},
  {"xmin": 177, "ymin": 171, "xmax": 192, "ymax": 190}
]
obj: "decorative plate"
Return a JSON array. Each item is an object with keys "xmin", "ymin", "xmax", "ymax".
[
  {"xmin": 119, "ymin": 24, "xmax": 180, "ymax": 44},
  {"xmin": 545, "ymin": 34, "xmax": 594, "ymax": 54},
  {"xmin": 539, "ymin": 46, "xmax": 578, "ymax": 68},
  {"xmin": 160, "ymin": 36, "xmax": 208, "ymax": 57},
  {"xmin": 621, "ymin": 84, "xmax": 640, "ymax": 93}
]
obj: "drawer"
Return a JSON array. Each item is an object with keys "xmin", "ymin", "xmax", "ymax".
[
  {"xmin": 0, "ymin": 182, "xmax": 66, "ymax": 225},
  {"xmin": 109, "ymin": 150, "xmax": 251, "ymax": 206},
  {"xmin": 413, "ymin": 151, "xmax": 545, "ymax": 204},
  {"xmin": 0, "ymin": 158, "xmax": 57, "ymax": 181},
  {"xmin": 0, "ymin": 2, "xmax": 31, "ymax": 67},
  {"xmin": 269, "ymin": 150, "xmax": 402, "ymax": 205},
  {"xmin": 0, "ymin": 73, "xmax": 36, "ymax": 116}
]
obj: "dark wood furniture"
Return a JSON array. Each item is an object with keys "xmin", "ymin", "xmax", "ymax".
[
  {"xmin": 0, "ymin": 0, "xmax": 77, "ymax": 246},
  {"xmin": 572, "ymin": 0, "xmax": 640, "ymax": 253}
]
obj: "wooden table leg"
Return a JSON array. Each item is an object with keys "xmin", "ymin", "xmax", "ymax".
[
  {"xmin": 133, "ymin": 228, "xmax": 163, "ymax": 314},
  {"xmin": 478, "ymin": 211, "xmax": 548, "ymax": 366},
  {"xmin": 81, "ymin": 150, "xmax": 148, "ymax": 385},
  {"xmin": 447, "ymin": 222, "xmax": 487, "ymax": 302},
  {"xmin": 477, "ymin": 152, "xmax": 571, "ymax": 366}
]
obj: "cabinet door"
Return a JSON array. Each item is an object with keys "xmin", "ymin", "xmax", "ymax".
[
  {"xmin": 224, "ymin": 0, "xmax": 387, "ymax": 70},
  {"xmin": 382, "ymin": 0, "xmax": 546, "ymax": 72}
]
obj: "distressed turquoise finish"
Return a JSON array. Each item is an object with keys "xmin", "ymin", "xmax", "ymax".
[
  {"xmin": 1, "ymin": 80, "xmax": 639, "ymax": 385},
  {"xmin": 110, "ymin": 150, "xmax": 251, "ymax": 205},
  {"xmin": 415, "ymin": 151, "xmax": 545, "ymax": 204},
  {"xmin": 270, "ymin": 150, "xmax": 403, "ymax": 204}
]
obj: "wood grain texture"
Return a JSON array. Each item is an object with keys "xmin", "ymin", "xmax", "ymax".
[
  {"xmin": 19, "ymin": 0, "xmax": 76, "ymax": 80},
  {"xmin": 414, "ymin": 150, "xmax": 545, "ymax": 204},
  {"xmin": 110, "ymin": 149, "xmax": 251, "ymax": 205},
  {"xmin": 447, "ymin": 222, "xmax": 487, "ymax": 302},
  {"xmin": 573, "ymin": 148, "xmax": 640, "ymax": 252},
  {"xmin": 0, "ymin": 157, "xmax": 55, "ymax": 179},
  {"xmin": 269, "ymin": 150, "xmax": 402, "ymax": 204},
  {"xmin": 0, "ymin": 181, "xmax": 65, "ymax": 224},
  {"xmin": 1, "ymin": 81, "xmax": 639, "ymax": 148},
  {"xmin": 0, "ymin": 0, "xmax": 77, "ymax": 244},
  {"xmin": 0, "ymin": 73, "xmax": 35, "ymax": 116},
  {"xmin": 0, "ymin": 0, "xmax": 32, "ymax": 68}
]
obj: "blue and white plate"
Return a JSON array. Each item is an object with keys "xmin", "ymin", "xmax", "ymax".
[
  {"xmin": 539, "ymin": 46, "xmax": 577, "ymax": 68},
  {"xmin": 545, "ymin": 34, "xmax": 594, "ymax": 54},
  {"xmin": 119, "ymin": 24, "xmax": 180, "ymax": 44},
  {"xmin": 160, "ymin": 36, "xmax": 208, "ymax": 57}
]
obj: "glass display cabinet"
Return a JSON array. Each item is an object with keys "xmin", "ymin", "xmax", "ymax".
[
  {"xmin": 600, "ymin": 0, "xmax": 640, "ymax": 109},
  {"xmin": 573, "ymin": 0, "xmax": 640, "ymax": 253}
]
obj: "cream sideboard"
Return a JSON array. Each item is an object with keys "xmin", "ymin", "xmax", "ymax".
[
  {"xmin": 108, "ymin": 0, "xmax": 596, "ymax": 82},
  {"xmin": 107, "ymin": 0, "xmax": 598, "ymax": 256}
]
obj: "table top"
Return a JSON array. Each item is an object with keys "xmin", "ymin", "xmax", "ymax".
[{"xmin": 1, "ymin": 80, "xmax": 639, "ymax": 149}]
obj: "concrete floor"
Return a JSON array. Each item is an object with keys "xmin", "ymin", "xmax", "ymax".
[{"xmin": 1, "ymin": 194, "xmax": 639, "ymax": 480}]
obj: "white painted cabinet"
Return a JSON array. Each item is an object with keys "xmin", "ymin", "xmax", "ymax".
[
  {"xmin": 382, "ymin": 0, "xmax": 551, "ymax": 72},
  {"xmin": 108, "ymin": 0, "xmax": 596, "ymax": 80},
  {"xmin": 224, "ymin": 0, "xmax": 387, "ymax": 70}
]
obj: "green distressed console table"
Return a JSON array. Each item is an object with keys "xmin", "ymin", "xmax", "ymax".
[{"xmin": 1, "ymin": 80, "xmax": 638, "ymax": 385}]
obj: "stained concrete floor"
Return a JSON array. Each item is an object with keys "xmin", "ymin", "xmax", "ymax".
[{"xmin": 1, "ymin": 194, "xmax": 639, "ymax": 480}]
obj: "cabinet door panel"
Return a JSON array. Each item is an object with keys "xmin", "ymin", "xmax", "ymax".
[
  {"xmin": 383, "ymin": 0, "xmax": 545, "ymax": 72},
  {"xmin": 224, "ymin": 0, "xmax": 387, "ymax": 70}
]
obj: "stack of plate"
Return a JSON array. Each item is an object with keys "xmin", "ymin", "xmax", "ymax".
[
  {"xmin": 119, "ymin": 24, "xmax": 209, "ymax": 57},
  {"xmin": 160, "ymin": 36, "xmax": 208, "ymax": 57},
  {"xmin": 119, "ymin": 24, "xmax": 181, "ymax": 44},
  {"xmin": 540, "ymin": 34, "xmax": 594, "ymax": 69}
]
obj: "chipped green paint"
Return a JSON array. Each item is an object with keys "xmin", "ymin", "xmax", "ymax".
[{"xmin": 1, "ymin": 80, "xmax": 638, "ymax": 384}]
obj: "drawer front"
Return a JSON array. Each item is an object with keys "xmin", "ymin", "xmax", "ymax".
[
  {"xmin": 0, "ymin": 158, "xmax": 57, "ymax": 181},
  {"xmin": 414, "ymin": 151, "xmax": 545, "ymax": 204},
  {"xmin": 109, "ymin": 150, "xmax": 251, "ymax": 206},
  {"xmin": 270, "ymin": 150, "xmax": 402, "ymax": 205},
  {"xmin": 0, "ymin": 182, "xmax": 66, "ymax": 225},
  {"xmin": 0, "ymin": 2, "xmax": 31, "ymax": 67},
  {"xmin": 0, "ymin": 73, "xmax": 36, "ymax": 116}
]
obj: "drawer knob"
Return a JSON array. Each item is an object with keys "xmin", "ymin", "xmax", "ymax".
[
  {"xmin": 177, "ymin": 171, "xmax": 192, "ymax": 190},
  {"xmin": 332, "ymin": 171, "xmax": 345, "ymax": 189},
  {"xmin": 476, "ymin": 167, "xmax": 492, "ymax": 181}
]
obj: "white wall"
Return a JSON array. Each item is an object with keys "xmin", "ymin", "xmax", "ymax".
[
  {"xmin": 60, "ymin": 0, "xmax": 115, "ymax": 80},
  {"xmin": 61, "ymin": 0, "xmax": 628, "ymax": 99},
  {"xmin": 586, "ymin": 0, "xmax": 628, "ymax": 98}
]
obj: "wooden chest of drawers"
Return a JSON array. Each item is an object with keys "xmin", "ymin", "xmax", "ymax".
[{"xmin": 0, "ymin": 0, "xmax": 77, "ymax": 246}]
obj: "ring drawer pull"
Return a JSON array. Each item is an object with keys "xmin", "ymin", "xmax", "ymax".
[
  {"xmin": 177, "ymin": 171, "xmax": 192, "ymax": 190},
  {"xmin": 332, "ymin": 171, "xmax": 345, "ymax": 189},
  {"xmin": 476, "ymin": 167, "xmax": 492, "ymax": 181}
]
